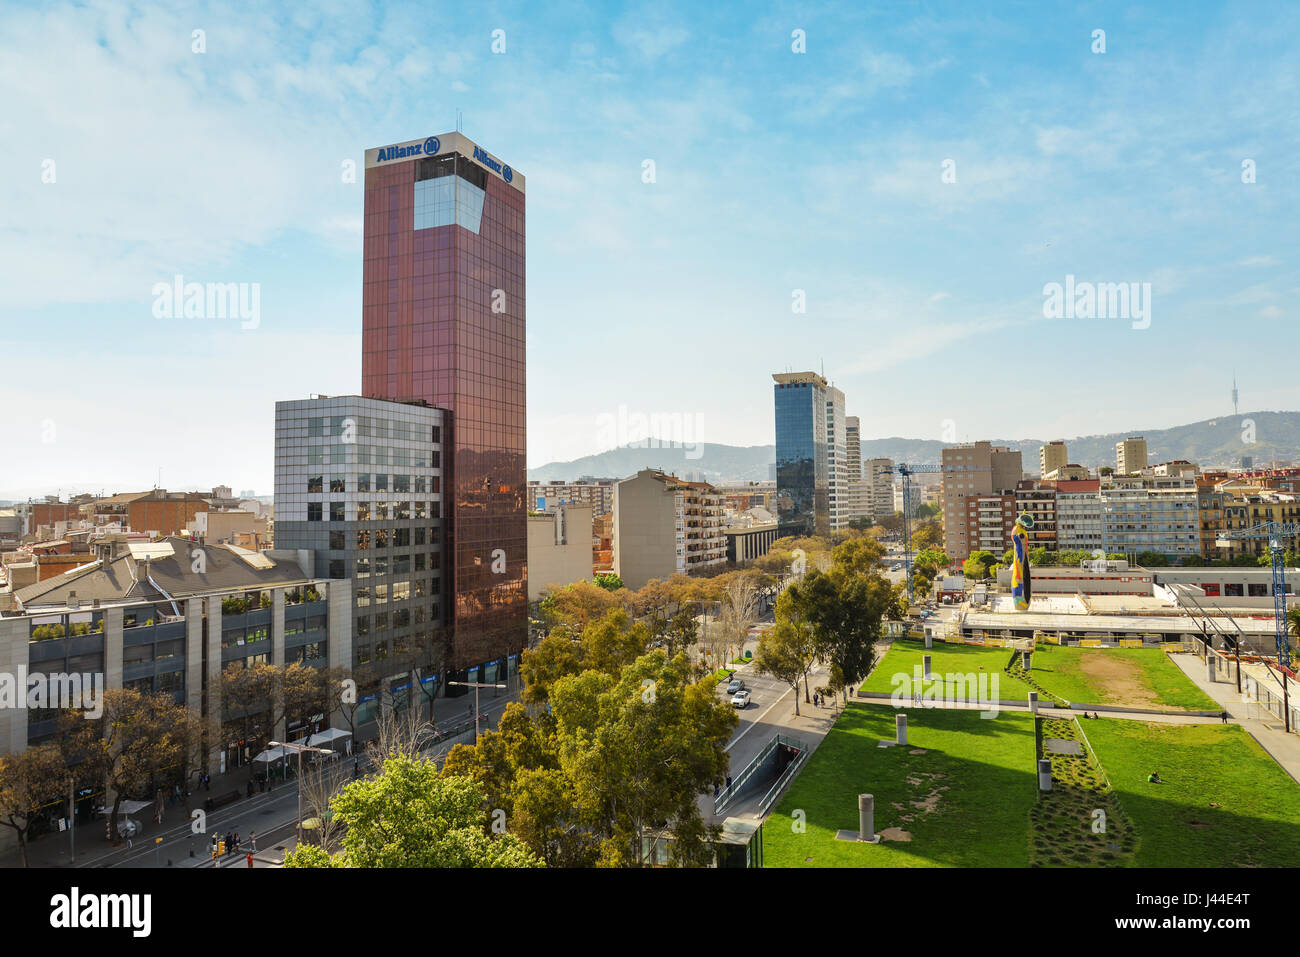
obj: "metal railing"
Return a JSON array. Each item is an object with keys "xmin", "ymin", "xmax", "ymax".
[
  {"xmin": 713, "ymin": 733, "xmax": 807, "ymax": 816},
  {"xmin": 758, "ymin": 741, "xmax": 812, "ymax": 817}
]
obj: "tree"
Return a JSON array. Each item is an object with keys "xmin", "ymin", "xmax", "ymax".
[
  {"xmin": 754, "ymin": 619, "xmax": 814, "ymax": 717},
  {"xmin": 964, "ymin": 550, "xmax": 998, "ymax": 579},
  {"xmin": 593, "ymin": 572, "xmax": 625, "ymax": 592},
  {"xmin": 284, "ymin": 757, "xmax": 541, "ymax": 867},
  {"xmin": 910, "ymin": 519, "xmax": 944, "ymax": 552},
  {"xmin": 538, "ymin": 580, "xmax": 622, "ymax": 637},
  {"xmin": 785, "ymin": 569, "xmax": 887, "ymax": 702},
  {"xmin": 715, "ymin": 572, "xmax": 762, "ymax": 665},
  {"xmin": 79, "ymin": 689, "xmax": 201, "ymax": 843},
  {"xmin": 0, "ymin": 745, "xmax": 66, "ymax": 867},
  {"xmin": 550, "ymin": 649, "xmax": 737, "ymax": 866}
]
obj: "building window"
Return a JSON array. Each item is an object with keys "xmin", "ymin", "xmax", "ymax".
[
  {"xmin": 358, "ymin": 473, "xmax": 371, "ymax": 492},
  {"xmin": 329, "ymin": 559, "xmax": 345, "ymax": 579},
  {"xmin": 331, "ymin": 475, "xmax": 346, "ymax": 493},
  {"xmin": 329, "ymin": 530, "xmax": 346, "ymax": 550},
  {"xmin": 307, "ymin": 503, "xmax": 322, "ymax": 522},
  {"xmin": 308, "ymin": 475, "xmax": 323, "ymax": 493},
  {"xmin": 330, "ymin": 502, "xmax": 345, "ymax": 522}
]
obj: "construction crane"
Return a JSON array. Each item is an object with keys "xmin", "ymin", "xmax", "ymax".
[
  {"xmin": 1214, "ymin": 522, "xmax": 1298, "ymax": 669},
  {"xmin": 1213, "ymin": 522, "xmax": 1299, "ymax": 732},
  {"xmin": 895, "ymin": 463, "xmax": 942, "ymax": 601}
]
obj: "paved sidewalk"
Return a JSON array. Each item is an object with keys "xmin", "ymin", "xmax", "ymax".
[
  {"xmin": 2, "ymin": 683, "xmax": 520, "ymax": 868},
  {"xmin": 1168, "ymin": 652, "xmax": 1300, "ymax": 784}
]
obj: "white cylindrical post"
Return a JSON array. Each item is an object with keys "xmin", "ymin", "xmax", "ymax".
[
  {"xmin": 896, "ymin": 713, "xmax": 907, "ymax": 746},
  {"xmin": 1022, "ymin": 650, "xmax": 1031, "ymax": 670},
  {"xmin": 1037, "ymin": 758, "xmax": 1052, "ymax": 792},
  {"xmin": 1206, "ymin": 656, "xmax": 1217, "ymax": 683},
  {"xmin": 858, "ymin": 793, "xmax": 875, "ymax": 842},
  {"xmin": 922, "ymin": 654, "xmax": 932, "ymax": 679},
  {"xmin": 1028, "ymin": 691, "xmax": 1039, "ymax": 715},
  {"xmin": 924, "ymin": 632, "xmax": 933, "ymax": 649}
]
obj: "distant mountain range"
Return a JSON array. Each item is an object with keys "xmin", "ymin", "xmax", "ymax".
[{"xmin": 527, "ymin": 411, "xmax": 1300, "ymax": 484}]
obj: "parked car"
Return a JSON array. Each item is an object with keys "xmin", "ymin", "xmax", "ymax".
[
  {"xmin": 727, "ymin": 678, "xmax": 746, "ymax": 695},
  {"xmin": 731, "ymin": 690, "xmax": 752, "ymax": 709}
]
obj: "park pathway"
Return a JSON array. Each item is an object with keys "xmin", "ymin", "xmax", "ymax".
[{"xmin": 1168, "ymin": 652, "xmax": 1300, "ymax": 785}]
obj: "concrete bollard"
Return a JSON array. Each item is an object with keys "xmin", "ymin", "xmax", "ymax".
[
  {"xmin": 1037, "ymin": 758, "xmax": 1052, "ymax": 792},
  {"xmin": 1028, "ymin": 691, "xmax": 1038, "ymax": 715},
  {"xmin": 922, "ymin": 654, "xmax": 932, "ymax": 679},
  {"xmin": 858, "ymin": 793, "xmax": 881, "ymax": 843},
  {"xmin": 896, "ymin": 713, "xmax": 907, "ymax": 746},
  {"xmin": 1206, "ymin": 656, "xmax": 1217, "ymax": 683},
  {"xmin": 1022, "ymin": 650, "xmax": 1031, "ymax": 671},
  {"xmin": 924, "ymin": 632, "xmax": 933, "ymax": 649}
]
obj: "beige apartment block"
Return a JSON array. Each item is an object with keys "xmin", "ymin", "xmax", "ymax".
[
  {"xmin": 613, "ymin": 469, "xmax": 726, "ymax": 590},
  {"xmin": 1039, "ymin": 440, "xmax": 1068, "ymax": 477},
  {"xmin": 1116, "ymin": 437, "xmax": 1149, "ymax": 475},
  {"xmin": 527, "ymin": 505, "xmax": 594, "ymax": 601}
]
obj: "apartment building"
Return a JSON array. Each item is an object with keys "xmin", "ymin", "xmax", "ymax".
[
  {"xmin": 1116, "ymin": 437, "xmax": 1149, "ymax": 475},
  {"xmin": 528, "ymin": 480, "xmax": 616, "ymax": 517},
  {"xmin": 1219, "ymin": 494, "xmax": 1300, "ymax": 559},
  {"xmin": 1099, "ymin": 476, "xmax": 1199, "ymax": 558},
  {"xmin": 866, "ymin": 458, "xmax": 896, "ymax": 519},
  {"xmin": 964, "ymin": 493, "xmax": 1018, "ymax": 557},
  {"xmin": 1015, "ymin": 480, "xmax": 1057, "ymax": 550},
  {"xmin": 1053, "ymin": 479, "xmax": 1104, "ymax": 553},
  {"xmin": 527, "ymin": 505, "xmax": 594, "ymax": 601},
  {"xmin": 941, "ymin": 442, "xmax": 1023, "ymax": 560},
  {"xmin": 613, "ymin": 469, "xmax": 726, "ymax": 589},
  {"xmin": 842, "ymin": 416, "xmax": 869, "ymax": 525},
  {"xmin": 1039, "ymin": 440, "xmax": 1068, "ymax": 478}
]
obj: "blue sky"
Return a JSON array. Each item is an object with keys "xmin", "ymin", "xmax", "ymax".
[{"xmin": 1, "ymin": 0, "xmax": 1297, "ymax": 498}]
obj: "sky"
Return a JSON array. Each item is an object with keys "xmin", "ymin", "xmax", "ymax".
[{"xmin": 1, "ymin": 0, "xmax": 1297, "ymax": 499}]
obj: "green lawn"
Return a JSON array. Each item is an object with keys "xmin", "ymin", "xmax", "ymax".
[
  {"xmin": 861, "ymin": 638, "xmax": 1032, "ymax": 700},
  {"xmin": 1028, "ymin": 645, "xmax": 1218, "ymax": 711},
  {"xmin": 1080, "ymin": 719, "xmax": 1300, "ymax": 867},
  {"xmin": 764, "ymin": 702, "xmax": 1038, "ymax": 867}
]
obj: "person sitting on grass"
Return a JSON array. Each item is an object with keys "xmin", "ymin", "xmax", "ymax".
[{"xmin": 1147, "ymin": 771, "xmax": 1163, "ymax": 784}]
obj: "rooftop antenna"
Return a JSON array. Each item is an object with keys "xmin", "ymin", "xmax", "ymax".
[
  {"xmin": 456, "ymin": 109, "xmax": 462, "ymax": 133},
  {"xmin": 1232, "ymin": 371, "xmax": 1239, "ymax": 417}
]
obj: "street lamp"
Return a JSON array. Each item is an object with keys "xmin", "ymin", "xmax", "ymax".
[
  {"xmin": 270, "ymin": 741, "xmax": 332, "ymax": 844},
  {"xmin": 447, "ymin": 681, "xmax": 507, "ymax": 745}
]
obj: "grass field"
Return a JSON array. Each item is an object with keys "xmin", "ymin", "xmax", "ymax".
[
  {"xmin": 764, "ymin": 703, "xmax": 1038, "ymax": 867},
  {"xmin": 1081, "ymin": 719, "xmax": 1300, "ymax": 867},
  {"xmin": 1028, "ymin": 645, "xmax": 1218, "ymax": 711},
  {"xmin": 861, "ymin": 638, "xmax": 1032, "ymax": 699}
]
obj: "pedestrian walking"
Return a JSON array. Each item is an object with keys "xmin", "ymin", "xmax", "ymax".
[
  {"xmin": 247, "ymin": 778, "xmax": 254, "ymax": 799},
  {"xmin": 210, "ymin": 836, "xmax": 218, "ymax": 862},
  {"xmin": 225, "ymin": 831, "xmax": 234, "ymax": 856},
  {"xmin": 1220, "ymin": 710, "xmax": 1229, "ymax": 724},
  {"xmin": 246, "ymin": 852, "xmax": 254, "ymax": 868},
  {"xmin": 250, "ymin": 830, "xmax": 256, "ymax": 852},
  {"xmin": 233, "ymin": 833, "xmax": 241, "ymax": 854}
]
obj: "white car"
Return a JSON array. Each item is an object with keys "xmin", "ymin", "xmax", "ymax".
[{"xmin": 731, "ymin": 690, "xmax": 751, "ymax": 709}]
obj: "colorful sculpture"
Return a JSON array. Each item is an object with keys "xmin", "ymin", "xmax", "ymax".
[{"xmin": 1011, "ymin": 512, "xmax": 1034, "ymax": 611}]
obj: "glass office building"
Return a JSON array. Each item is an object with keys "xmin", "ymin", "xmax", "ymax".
[
  {"xmin": 361, "ymin": 133, "xmax": 527, "ymax": 676},
  {"xmin": 773, "ymin": 372, "xmax": 832, "ymax": 537}
]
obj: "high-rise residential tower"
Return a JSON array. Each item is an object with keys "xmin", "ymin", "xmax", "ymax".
[
  {"xmin": 1116, "ymin": 436, "xmax": 1148, "ymax": 476},
  {"xmin": 361, "ymin": 132, "xmax": 527, "ymax": 676},
  {"xmin": 1039, "ymin": 440, "xmax": 1068, "ymax": 478}
]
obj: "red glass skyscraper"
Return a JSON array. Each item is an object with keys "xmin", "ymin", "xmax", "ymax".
[{"xmin": 362, "ymin": 132, "xmax": 527, "ymax": 674}]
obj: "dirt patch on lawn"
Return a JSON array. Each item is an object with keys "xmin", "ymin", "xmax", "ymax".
[
  {"xmin": 880, "ymin": 827, "xmax": 913, "ymax": 842},
  {"xmin": 1075, "ymin": 653, "xmax": 1161, "ymax": 709}
]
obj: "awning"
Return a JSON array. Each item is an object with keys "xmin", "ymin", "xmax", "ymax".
[
  {"xmin": 306, "ymin": 728, "xmax": 352, "ymax": 750},
  {"xmin": 117, "ymin": 799, "xmax": 152, "ymax": 815},
  {"xmin": 252, "ymin": 746, "xmax": 290, "ymax": 764}
]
